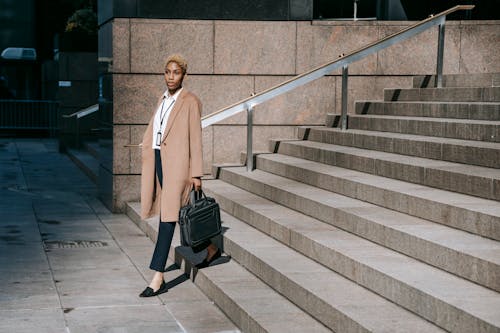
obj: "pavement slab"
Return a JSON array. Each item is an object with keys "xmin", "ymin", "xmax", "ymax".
[{"xmin": 0, "ymin": 139, "xmax": 239, "ymax": 333}]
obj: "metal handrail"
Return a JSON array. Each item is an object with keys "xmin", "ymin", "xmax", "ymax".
[
  {"xmin": 62, "ymin": 104, "xmax": 99, "ymax": 119},
  {"xmin": 200, "ymin": 5, "xmax": 473, "ymax": 171}
]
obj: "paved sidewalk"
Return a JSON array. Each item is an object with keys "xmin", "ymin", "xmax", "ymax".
[{"xmin": 0, "ymin": 139, "xmax": 239, "ymax": 333}]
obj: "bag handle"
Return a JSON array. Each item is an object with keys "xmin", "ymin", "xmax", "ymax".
[{"xmin": 189, "ymin": 189, "xmax": 206, "ymax": 206}]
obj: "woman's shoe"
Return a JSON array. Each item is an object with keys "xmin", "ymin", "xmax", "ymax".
[
  {"xmin": 196, "ymin": 248, "xmax": 222, "ymax": 269},
  {"xmin": 139, "ymin": 280, "xmax": 168, "ymax": 297}
]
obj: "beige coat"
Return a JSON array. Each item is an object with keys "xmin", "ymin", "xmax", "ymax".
[{"xmin": 140, "ymin": 89, "xmax": 203, "ymax": 222}]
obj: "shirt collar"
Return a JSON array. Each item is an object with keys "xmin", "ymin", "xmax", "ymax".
[{"xmin": 163, "ymin": 87, "xmax": 183, "ymax": 100}]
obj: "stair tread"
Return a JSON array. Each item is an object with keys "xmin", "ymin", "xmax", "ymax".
[
  {"xmin": 355, "ymin": 101, "xmax": 500, "ymax": 105},
  {"xmin": 412, "ymin": 74, "xmax": 500, "ymax": 88},
  {"xmin": 305, "ymin": 125, "xmax": 500, "ymax": 150},
  {"xmin": 281, "ymin": 140, "xmax": 500, "ymax": 179},
  {"xmin": 351, "ymin": 101, "xmax": 500, "ymax": 121},
  {"xmin": 385, "ymin": 86, "xmax": 499, "ymax": 92},
  {"xmin": 384, "ymin": 86, "xmax": 500, "ymax": 102},
  {"xmin": 67, "ymin": 148, "xmax": 99, "ymax": 164},
  {"xmin": 214, "ymin": 201, "xmax": 446, "ymax": 332},
  {"xmin": 66, "ymin": 148, "xmax": 99, "ymax": 178},
  {"xmin": 211, "ymin": 170, "xmax": 500, "ymax": 328},
  {"xmin": 348, "ymin": 114, "xmax": 500, "ymax": 125},
  {"xmin": 83, "ymin": 141, "xmax": 101, "ymax": 159}
]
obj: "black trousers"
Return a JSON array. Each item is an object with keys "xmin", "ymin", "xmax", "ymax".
[{"xmin": 149, "ymin": 149, "xmax": 175, "ymax": 272}]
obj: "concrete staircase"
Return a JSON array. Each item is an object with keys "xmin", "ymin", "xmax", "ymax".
[{"xmin": 128, "ymin": 73, "xmax": 500, "ymax": 333}]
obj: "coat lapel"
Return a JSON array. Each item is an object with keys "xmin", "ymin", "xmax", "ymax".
[{"xmin": 161, "ymin": 89, "xmax": 186, "ymax": 142}]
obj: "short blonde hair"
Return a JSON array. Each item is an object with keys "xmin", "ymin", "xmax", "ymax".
[{"xmin": 164, "ymin": 54, "xmax": 188, "ymax": 74}]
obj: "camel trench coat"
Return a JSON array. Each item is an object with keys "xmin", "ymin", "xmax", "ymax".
[{"xmin": 140, "ymin": 89, "xmax": 203, "ymax": 222}]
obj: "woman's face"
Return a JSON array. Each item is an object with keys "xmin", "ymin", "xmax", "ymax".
[{"xmin": 164, "ymin": 61, "xmax": 185, "ymax": 94}]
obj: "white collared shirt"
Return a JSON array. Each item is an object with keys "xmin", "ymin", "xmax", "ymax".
[{"xmin": 152, "ymin": 88, "xmax": 182, "ymax": 149}]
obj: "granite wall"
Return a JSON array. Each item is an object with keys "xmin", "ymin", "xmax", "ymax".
[{"xmin": 98, "ymin": 18, "xmax": 500, "ymax": 212}]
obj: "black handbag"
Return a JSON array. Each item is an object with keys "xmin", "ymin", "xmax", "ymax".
[{"xmin": 179, "ymin": 189, "xmax": 222, "ymax": 249}]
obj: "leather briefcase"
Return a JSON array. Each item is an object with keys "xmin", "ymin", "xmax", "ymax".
[{"xmin": 179, "ymin": 189, "xmax": 222, "ymax": 249}]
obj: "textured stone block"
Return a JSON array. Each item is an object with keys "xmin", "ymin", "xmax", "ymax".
[
  {"xmin": 467, "ymin": 174, "xmax": 496, "ymax": 200},
  {"xmin": 493, "ymin": 179, "xmax": 500, "ymax": 201},
  {"xmin": 470, "ymin": 103, "xmax": 500, "ymax": 121},
  {"xmin": 113, "ymin": 74, "xmax": 164, "ymax": 124},
  {"xmin": 445, "ymin": 122, "xmax": 500, "ymax": 143},
  {"xmin": 460, "ymin": 23, "xmax": 500, "ymax": 74},
  {"xmin": 213, "ymin": 126, "xmax": 246, "ymax": 165},
  {"xmin": 130, "ymin": 125, "xmax": 147, "ymax": 174},
  {"xmin": 113, "ymin": 125, "xmax": 130, "ymax": 174},
  {"xmin": 483, "ymin": 87, "xmax": 500, "ymax": 102},
  {"xmin": 328, "ymin": 130, "xmax": 355, "ymax": 147},
  {"xmin": 296, "ymin": 21, "xmax": 378, "ymax": 74},
  {"xmin": 202, "ymin": 126, "xmax": 213, "ymax": 174},
  {"xmin": 377, "ymin": 23, "xmax": 460, "ymax": 75},
  {"xmin": 424, "ymin": 169, "xmax": 475, "ymax": 197},
  {"xmin": 214, "ymin": 21, "xmax": 296, "ymax": 75},
  {"xmin": 112, "ymin": 18, "xmax": 130, "ymax": 73},
  {"xmin": 184, "ymin": 75, "xmax": 254, "ymax": 122},
  {"xmin": 130, "ymin": 19, "xmax": 213, "ymax": 74},
  {"xmin": 375, "ymin": 159, "xmax": 424, "ymax": 184},
  {"xmin": 353, "ymin": 133, "xmax": 391, "ymax": 152},
  {"xmin": 254, "ymin": 75, "xmax": 336, "ymax": 125},
  {"xmin": 113, "ymin": 175, "xmax": 141, "ymax": 212}
]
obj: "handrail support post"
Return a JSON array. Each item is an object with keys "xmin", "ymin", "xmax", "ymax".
[
  {"xmin": 341, "ymin": 65, "xmax": 349, "ymax": 130},
  {"xmin": 246, "ymin": 107, "xmax": 254, "ymax": 172},
  {"xmin": 436, "ymin": 19, "xmax": 446, "ymax": 88}
]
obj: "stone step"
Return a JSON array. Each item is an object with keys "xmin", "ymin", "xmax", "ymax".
[
  {"xmin": 346, "ymin": 114, "xmax": 500, "ymax": 143},
  {"xmin": 275, "ymin": 140, "xmax": 500, "ymax": 201},
  {"xmin": 217, "ymin": 166, "xmax": 500, "ymax": 292},
  {"xmin": 353, "ymin": 101, "xmax": 500, "ymax": 121},
  {"xmin": 255, "ymin": 151, "xmax": 500, "ymax": 241},
  {"xmin": 412, "ymin": 73, "xmax": 500, "ymax": 88},
  {"xmin": 83, "ymin": 141, "xmax": 100, "ymax": 160},
  {"xmin": 66, "ymin": 148, "xmax": 98, "ymax": 184},
  {"xmin": 204, "ymin": 177, "xmax": 500, "ymax": 333},
  {"xmin": 384, "ymin": 87, "xmax": 500, "ymax": 102},
  {"xmin": 125, "ymin": 202, "xmax": 331, "ymax": 333},
  {"xmin": 298, "ymin": 126, "xmax": 500, "ymax": 168}
]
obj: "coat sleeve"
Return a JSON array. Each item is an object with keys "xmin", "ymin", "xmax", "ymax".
[
  {"xmin": 140, "ymin": 114, "xmax": 158, "ymax": 219},
  {"xmin": 189, "ymin": 97, "xmax": 203, "ymax": 178}
]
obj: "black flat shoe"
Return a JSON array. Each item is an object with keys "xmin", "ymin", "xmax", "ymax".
[
  {"xmin": 139, "ymin": 280, "xmax": 168, "ymax": 297},
  {"xmin": 196, "ymin": 248, "xmax": 222, "ymax": 269}
]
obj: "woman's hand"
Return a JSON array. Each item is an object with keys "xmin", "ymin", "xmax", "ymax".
[{"xmin": 191, "ymin": 177, "xmax": 202, "ymax": 191}]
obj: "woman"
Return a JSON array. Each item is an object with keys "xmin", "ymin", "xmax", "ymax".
[{"xmin": 139, "ymin": 54, "xmax": 221, "ymax": 297}]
